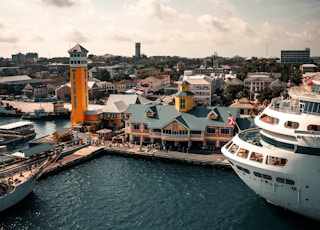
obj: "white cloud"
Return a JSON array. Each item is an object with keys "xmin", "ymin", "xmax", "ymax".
[
  {"xmin": 124, "ymin": 0, "xmax": 179, "ymax": 23},
  {"xmin": 0, "ymin": 18, "xmax": 19, "ymax": 43},
  {"xmin": 34, "ymin": 0, "xmax": 88, "ymax": 7},
  {"xmin": 208, "ymin": 0, "xmax": 236, "ymax": 15}
]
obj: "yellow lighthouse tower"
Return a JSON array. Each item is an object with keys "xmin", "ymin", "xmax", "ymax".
[
  {"xmin": 68, "ymin": 44, "xmax": 89, "ymax": 128},
  {"xmin": 175, "ymin": 81, "xmax": 195, "ymax": 112}
]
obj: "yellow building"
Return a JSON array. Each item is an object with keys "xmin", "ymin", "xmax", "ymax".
[
  {"xmin": 68, "ymin": 44, "xmax": 89, "ymax": 128},
  {"xmin": 175, "ymin": 81, "xmax": 195, "ymax": 112}
]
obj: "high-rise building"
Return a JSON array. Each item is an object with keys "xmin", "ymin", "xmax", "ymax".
[
  {"xmin": 135, "ymin": 42, "xmax": 141, "ymax": 58},
  {"xmin": 68, "ymin": 44, "xmax": 89, "ymax": 127},
  {"xmin": 213, "ymin": 52, "xmax": 219, "ymax": 68},
  {"xmin": 26, "ymin": 53, "xmax": 38, "ymax": 59},
  {"xmin": 281, "ymin": 48, "xmax": 310, "ymax": 65},
  {"xmin": 11, "ymin": 53, "xmax": 26, "ymax": 66}
]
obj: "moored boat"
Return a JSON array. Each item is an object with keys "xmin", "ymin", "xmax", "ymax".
[
  {"xmin": 0, "ymin": 101, "xmax": 23, "ymax": 117},
  {"xmin": 221, "ymin": 74, "xmax": 320, "ymax": 221},
  {"xmin": 0, "ymin": 121, "xmax": 36, "ymax": 145},
  {"xmin": 0, "ymin": 145, "xmax": 59, "ymax": 212},
  {"xmin": 21, "ymin": 107, "xmax": 54, "ymax": 121},
  {"xmin": 22, "ymin": 102, "xmax": 70, "ymax": 120}
]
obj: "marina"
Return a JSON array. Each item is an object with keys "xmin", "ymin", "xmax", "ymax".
[
  {"xmin": 0, "ymin": 113, "xmax": 319, "ymax": 229},
  {"xmin": 2, "ymin": 143, "xmax": 319, "ymax": 229}
]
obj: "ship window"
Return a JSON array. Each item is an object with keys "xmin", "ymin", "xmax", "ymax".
[
  {"xmin": 259, "ymin": 114, "xmax": 279, "ymax": 125},
  {"xmin": 229, "ymin": 143, "xmax": 239, "ymax": 154},
  {"xmin": 253, "ymin": 172, "xmax": 262, "ymax": 178},
  {"xmin": 250, "ymin": 152, "xmax": 263, "ymax": 163},
  {"xmin": 261, "ymin": 134, "xmax": 294, "ymax": 151},
  {"xmin": 304, "ymin": 101, "xmax": 320, "ymax": 115},
  {"xmin": 237, "ymin": 148, "xmax": 249, "ymax": 159},
  {"xmin": 225, "ymin": 141, "xmax": 233, "ymax": 150},
  {"xmin": 307, "ymin": 124, "xmax": 320, "ymax": 131},
  {"xmin": 266, "ymin": 156, "xmax": 287, "ymax": 166},
  {"xmin": 236, "ymin": 165, "xmax": 250, "ymax": 174},
  {"xmin": 284, "ymin": 121, "xmax": 299, "ymax": 129},
  {"xmin": 276, "ymin": 177, "xmax": 295, "ymax": 185},
  {"xmin": 285, "ymin": 179, "xmax": 295, "ymax": 185},
  {"xmin": 276, "ymin": 177, "xmax": 285, "ymax": 183},
  {"xmin": 262, "ymin": 174, "xmax": 272, "ymax": 180},
  {"xmin": 243, "ymin": 168, "xmax": 250, "ymax": 174},
  {"xmin": 236, "ymin": 165, "xmax": 243, "ymax": 171}
]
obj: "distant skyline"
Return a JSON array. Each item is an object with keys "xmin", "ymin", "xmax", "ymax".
[{"xmin": 0, "ymin": 0, "xmax": 319, "ymax": 59}]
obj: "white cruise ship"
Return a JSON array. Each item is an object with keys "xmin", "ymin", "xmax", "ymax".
[{"xmin": 221, "ymin": 75, "xmax": 320, "ymax": 221}]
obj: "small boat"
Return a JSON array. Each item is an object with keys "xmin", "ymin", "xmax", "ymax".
[
  {"xmin": 22, "ymin": 102, "xmax": 70, "ymax": 120},
  {"xmin": 0, "ymin": 101, "xmax": 23, "ymax": 117},
  {"xmin": 0, "ymin": 121, "xmax": 36, "ymax": 145},
  {"xmin": 22, "ymin": 107, "xmax": 54, "ymax": 121},
  {"xmin": 0, "ymin": 144, "xmax": 60, "ymax": 212}
]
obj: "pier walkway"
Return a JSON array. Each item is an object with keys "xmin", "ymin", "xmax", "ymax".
[
  {"xmin": 104, "ymin": 143, "xmax": 229, "ymax": 167},
  {"xmin": 40, "ymin": 142, "xmax": 230, "ymax": 179}
]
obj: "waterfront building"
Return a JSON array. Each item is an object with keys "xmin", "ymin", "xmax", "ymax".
[
  {"xmin": 281, "ymin": 48, "xmax": 310, "ymax": 65},
  {"xmin": 21, "ymin": 82, "xmax": 48, "ymax": 99},
  {"xmin": 125, "ymin": 81, "xmax": 238, "ymax": 150},
  {"xmin": 0, "ymin": 75, "xmax": 54, "ymax": 96},
  {"xmin": 102, "ymin": 94, "xmax": 152, "ymax": 129}
]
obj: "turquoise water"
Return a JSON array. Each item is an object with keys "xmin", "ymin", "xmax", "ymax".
[{"xmin": 0, "ymin": 117, "xmax": 319, "ymax": 229}]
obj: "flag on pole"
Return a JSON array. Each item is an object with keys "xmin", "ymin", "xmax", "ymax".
[{"xmin": 227, "ymin": 114, "xmax": 236, "ymax": 126}]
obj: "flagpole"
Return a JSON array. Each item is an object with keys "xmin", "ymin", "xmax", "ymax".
[{"xmin": 234, "ymin": 120, "xmax": 241, "ymax": 133}]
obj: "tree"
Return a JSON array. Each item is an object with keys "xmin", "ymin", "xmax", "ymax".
[
  {"xmin": 98, "ymin": 69, "xmax": 111, "ymax": 81},
  {"xmin": 256, "ymin": 88, "xmax": 283, "ymax": 104},
  {"xmin": 221, "ymin": 85, "xmax": 247, "ymax": 105}
]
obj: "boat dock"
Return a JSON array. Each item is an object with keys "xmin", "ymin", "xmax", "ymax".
[
  {"xmin": 40, "ymin": 145, "xmax": 105, "ymax": 179},
  {"xmin": 39, "ymin": 142, "xmax": 230, "ymax": 179}
]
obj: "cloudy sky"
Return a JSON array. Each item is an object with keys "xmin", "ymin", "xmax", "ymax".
[{"xmin": 0, "ymin": 0, "xmax": 319, "ymax": 58}]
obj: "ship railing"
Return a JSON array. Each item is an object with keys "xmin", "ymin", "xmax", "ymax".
[
  {"xmin": 269, "ymin": 97, "xmax": 302, "ymax": 115},
  {"xmin": 237, "ymin": 128, "xmax": 262, "ymax": 146}
]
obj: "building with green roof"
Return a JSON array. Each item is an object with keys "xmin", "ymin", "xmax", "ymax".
[{"xmin": 124, "ymin": 81, "xmax": 238, "ymax": 150}]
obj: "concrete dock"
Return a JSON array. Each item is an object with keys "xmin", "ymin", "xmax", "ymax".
[
  {"xmin": 39, "ymin": 142, "xmax": 230, "ymax": 179},
  {"xmin": 40, "ymin": 145, "xmax": 105, "ymax": 179},
  {"xmin": 104, "ymin": 144, "xmax": 229, "ymax": 168}
]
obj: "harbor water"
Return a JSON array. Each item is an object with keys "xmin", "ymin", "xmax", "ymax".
[{"xmin": 1, "ymin": 117, "xmax": 319, "ymax": 229}]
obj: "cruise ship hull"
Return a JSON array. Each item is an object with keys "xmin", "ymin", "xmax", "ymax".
[
  {"xmin": 0, "ymin": 175, "xmax": 37, "ymax": 212},
  {"xmin": 222, "ymin": 133, "xmax": 320, "ymax": 221}
]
